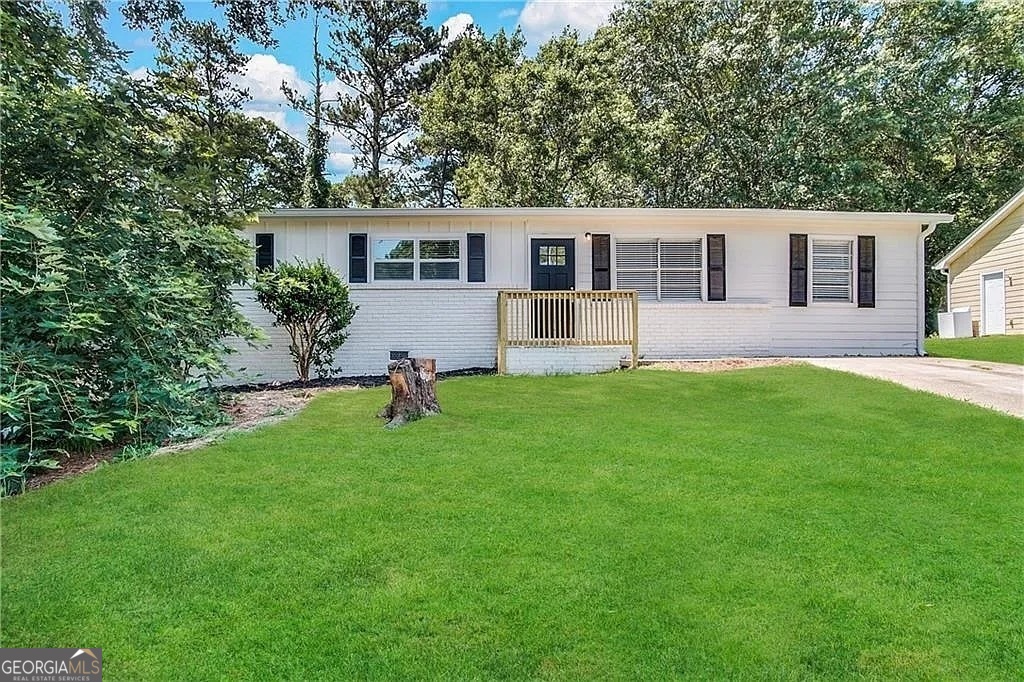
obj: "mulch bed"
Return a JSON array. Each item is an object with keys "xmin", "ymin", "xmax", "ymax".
[
  {"xmin": 222, "ymin": 366, "xmax": 495, "ymax": 393},
  {"xmin": 26, "ymin": 448, "xmax": 117, "ymax": 491}
]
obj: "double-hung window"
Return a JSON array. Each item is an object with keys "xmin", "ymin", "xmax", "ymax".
[
  {"xmin": 372, "ymin": 238, "xmax": 461, "ymax": 282},
  {"xmin": 810, "ymin": 238, "xmax": 854, "ymax": 303},
  {"xmin": 615, "ymin": 238, "xmax": 702, "ymax": 301}
]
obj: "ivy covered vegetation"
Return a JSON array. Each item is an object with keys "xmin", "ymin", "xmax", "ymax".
[{"xmin": 0, "ymin": 3, "xmax": 291, "ymax": 493}]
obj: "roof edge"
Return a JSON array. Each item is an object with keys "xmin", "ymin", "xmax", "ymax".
[
  {"xmin": 934, "ymin": 186, "xmax": 1024, "ymax": 270},
  {"xmin": 260, "ymin": 207, "xmax": 954, "ymax": 223}
]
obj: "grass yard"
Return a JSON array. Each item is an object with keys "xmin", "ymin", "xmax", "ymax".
[
  {"xmin": 2, "ymin": 367, "xmax": 1022, "ymax": 680},
  {"xmin": 925, "ymin": 334, "xmax": 1024, "ymax": 365}
]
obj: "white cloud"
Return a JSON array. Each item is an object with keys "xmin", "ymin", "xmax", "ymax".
[
  {"xmin": 321, "ymin": 78, "xmax": 355, "ymax": 104},
  {"xmin": 441, "ymin": 13, "xmax": 474, "ymax": 44},
  {"xmin": 128, "ymin": 66, "xmax": 150, "ymax": 81},
  {"xmin": 233, "ymin": 54, "xmax": 309, "ymax": 106},
  {"xmin": 498, "ymin": 7, "xmax": 519, "ymax": 19},
  {"xmin": 242, "ymin": 108, "xmax": 289, "ymax": 130},
  {"xmin": 517, "ymin": 0, "xmax": 617, "ymax": 48},
  {"xmin": 328, "ymin": 152, "xmax": 356, "ymax": 173}
]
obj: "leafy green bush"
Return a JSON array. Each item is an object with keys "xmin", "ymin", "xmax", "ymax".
[
  {"xmin": 254, "ymin": 260, "xmax": 359, "ymax": 380},
  {"xmin": 0, "ymin": 4, "xmax": 259, "ymax": 494}
]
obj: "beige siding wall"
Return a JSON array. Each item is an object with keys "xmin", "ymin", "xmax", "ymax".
[{"xmin": 948, "ymin": 203, "xmax": 1024, "ymax": 334}]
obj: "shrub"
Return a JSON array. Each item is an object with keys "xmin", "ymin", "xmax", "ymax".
[
  {"xmin": 254, "ymin": 260, "xmax": 359, "ymax": 381},
  {"xmin": 0, "ymin": 5, "xmax": 258, "ymax": 494}
]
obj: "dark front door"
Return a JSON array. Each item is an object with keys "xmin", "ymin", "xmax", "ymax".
[
  {"xmin": 530, "ymin": 239, "xmax": 575, "ymax": 339},
  {"xmin": 531, "ymin": 239, "xmax": 575, "ymax": 291}
]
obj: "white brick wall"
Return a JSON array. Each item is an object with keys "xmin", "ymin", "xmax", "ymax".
[
  {"xmin": 638, "ymin": 302, "xmax": 772, "ymax": 358},
  {"xmin": 506, "ymin": 346, "xmax": 628, "ymax": 375},
  {"xmin": 223, "ymin": 287, "xmax": 500, "ymax": 382}
]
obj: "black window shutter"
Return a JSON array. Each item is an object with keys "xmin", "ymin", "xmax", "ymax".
[
  {"xmin": 857, "ymin": 235, "xmax": 875, "ymax": 308},
  {"xmin": 255, "ymin": 233, "xmax": 274, "ymax": 271},
  {"xmin": 349, "ymin": 233, "xmax": 368, "ymax": 283},
  {"xmin": 707, "ymin": 234, "xmax": 726, "ymax": 301},
  {"xmin": 591, "ymin": 234, "xmax": 611, "ymax": 290},
  {"xmin": 789, "ymin": 234, "xmax": 808, "ymax": 306},
  {"xmin": 467, "ymin": 233, "xmax": 486, "ymax": 282}
]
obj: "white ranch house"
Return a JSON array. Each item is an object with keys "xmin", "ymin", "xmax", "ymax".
[{"xmin": 226, "ymin": 208, "xmax": 952, "ymax": 380}]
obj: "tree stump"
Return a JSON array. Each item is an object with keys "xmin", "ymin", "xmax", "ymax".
[{"xmin": 378, "ymin": 358, "xmax": 441, "ymax": 429}]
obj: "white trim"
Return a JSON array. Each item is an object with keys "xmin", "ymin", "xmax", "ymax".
[
  {"xmin": 980, "ymin": 270, "xmax": 1007, "ymax": 336},
  {"xmin": 934, "ymin": 185, "xmax": 1023, "ymax": 269},
  {"xmin": 919, "ymin": 222, "xmax": 939, "ymax": 354},
  {"xmin": 808, "ymin": 234, "xmax": 856, "ymax": 306},
  {"xmin": 369, "ymin": 234, "xmax": 465, "ymax": 284},
  {"xmin": 263, "ymin": 207, "xmax": 954, "ymax": 224},
  {"xmin": 613, "ymin": 235, "xmax": 705, "ymax": 302}
]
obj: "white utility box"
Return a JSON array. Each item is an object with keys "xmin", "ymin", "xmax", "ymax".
[{"xmin": 937, "ymin": 307, "xmax": 973, "ymax": 338}]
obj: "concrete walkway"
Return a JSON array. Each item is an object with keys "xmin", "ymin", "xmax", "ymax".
[{"xmin": 804, "ymin": 357, "xmax": 1024, "ymax": 418}]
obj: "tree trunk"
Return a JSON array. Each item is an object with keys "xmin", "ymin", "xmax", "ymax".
[{"xmin": 378, "ymin": 358, "xmax": 440, "ymax": 428}]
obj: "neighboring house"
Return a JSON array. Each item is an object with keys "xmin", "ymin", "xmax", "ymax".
[
  {"xmin": 934, "ymin": 187, "xmax": 1024, "ymax": 336},
  {"xmin": 227, "ymin": 207, "xmax": 951, "ymax": 380}
]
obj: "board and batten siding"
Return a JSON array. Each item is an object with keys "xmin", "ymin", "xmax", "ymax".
[
  {"xmin": 947, "ymin": 202, "xmax": 1024, "ymax": 334},
  {"xmin": 223, "ymin": 212, "xmax": 936, "ymax": 381}
]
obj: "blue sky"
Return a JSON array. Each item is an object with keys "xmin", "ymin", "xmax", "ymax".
[{"xmin": 103, "ymin": 1, "xmax": 617, "ymax": 178}]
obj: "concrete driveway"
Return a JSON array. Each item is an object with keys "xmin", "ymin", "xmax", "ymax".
[{"xmin": 805, "ymin": 357, "xmax": 1024, "ymax": 418}]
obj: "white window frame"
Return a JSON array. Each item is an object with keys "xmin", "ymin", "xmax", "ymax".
[
  {"xmin": 809, "ymin": 235, "xmax": 856, "ymax": 305},
  {"xmin": 370, "ymin": 235, "xmax": 464, "ymax": 283},
  {"xmin": 613, "ymin": 236, "xmax": 704, "ymax": 302}
]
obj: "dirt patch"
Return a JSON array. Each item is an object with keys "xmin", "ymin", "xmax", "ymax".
[
  {"xmin": 640, "ymin": 358, "xmax": 795, "ymax": 373},
  {"xmin": 157, "ymin": 386, "xmax": 359, "ymax": 456},
  {"xmin": 25, "ymin": 449, "xmax": 116, "ymax": 491},
  {"xmin": 23, "ymin": 385, "xmax": 359, "ymax": 491}
]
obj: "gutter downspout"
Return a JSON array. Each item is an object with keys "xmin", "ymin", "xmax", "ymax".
[
  {"xmin": 918, "ymin": 222, "xmax": 939, "ymax": 355},
  {"xmin": 940, "ymin": 267, "xmax": 951, "ymax": 314}
]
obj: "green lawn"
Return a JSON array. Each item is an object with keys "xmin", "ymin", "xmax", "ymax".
[
  {"xmin": 925, "ymin": 334, "xmax": 1024, "ymax": 365},
  {"xmin": 2, "ymin": 368, "xmax": 1022, "ymax": 680}
]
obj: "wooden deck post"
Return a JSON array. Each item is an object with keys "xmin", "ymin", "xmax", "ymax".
[
  {"xmin": 497, "ymin": 291, "xmax": 508, "ymax": 374},
  {"xmin": 630, "ymin": 291, "xmax": 639, "ymax": 369}
]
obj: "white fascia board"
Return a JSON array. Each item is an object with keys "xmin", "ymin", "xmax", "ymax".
[
  {"xmin": 261, "ymin": 207, "xmax": 954, "ymax": 225},
  {"xmin": 933, "ymin": 186, "xmax": 1024, "ymax": 270}
]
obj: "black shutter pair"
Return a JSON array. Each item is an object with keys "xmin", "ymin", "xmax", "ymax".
[
  {"xmin": 255, "ymin": 233, "xmax": 275, "ymax": 271},
  {"xmin": 788, "ymin": 234, "xmax": 875, "ymax": 307},
  {"xmin": 592, "ymin": 233, "xmax": 726, "ymax": 300},
  {"xmin": 348, "ymin": 233, "xmax": 486, "ymax": 283}
]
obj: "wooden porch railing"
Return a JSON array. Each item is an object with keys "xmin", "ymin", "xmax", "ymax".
[{"xmin": 496, "ymin": 290, "xmax": 639, "ymax": 373}]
